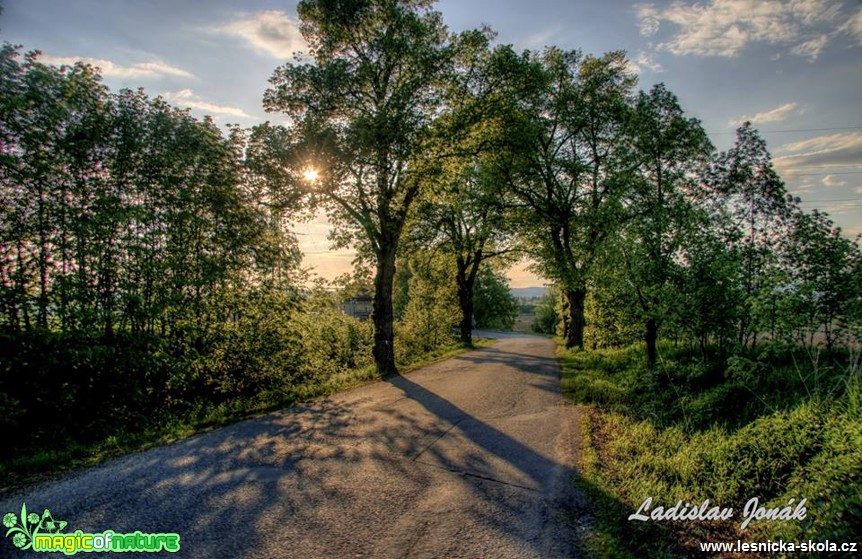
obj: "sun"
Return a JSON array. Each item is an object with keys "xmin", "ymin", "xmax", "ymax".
[{"xmin": 302, "ymin": 167, "xmax": 319, "ymax": 182}]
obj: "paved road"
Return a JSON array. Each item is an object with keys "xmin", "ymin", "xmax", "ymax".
[{"xmin": 1, "ymin": 333, "xmax": 586, "ymax": 558}]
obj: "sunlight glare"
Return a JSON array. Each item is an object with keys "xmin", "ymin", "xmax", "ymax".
[{"xmin": 303, "ymin": 167, "xmax": 319, "ymax": 183}]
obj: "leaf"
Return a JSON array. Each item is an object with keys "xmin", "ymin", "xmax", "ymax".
[{"xmin": 20, "ymin": 503, "xmax": 29, "ymax": 536}]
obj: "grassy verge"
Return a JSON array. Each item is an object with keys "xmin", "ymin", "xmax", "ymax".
[
  {"xmin": 561, "ymin": 342, "xmax": 862, "ymax": 558},
  {"xmin": 0, "ymin": 338, "xmax": 493, "ymax": 496}
]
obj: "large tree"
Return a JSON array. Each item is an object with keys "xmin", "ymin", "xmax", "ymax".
[
  {"xmin": 620, "ymin": 84, "xmax": 712, "ymax": 365},
  {"xmin": 707, "ymin": 123, "xmax": 793, "ymax": 347},
  {"xmin": 495, "ymin": 48, "xmax": 634, "ymax": 349},
  {"xmin": 264, "ymin": 0, "xmax": 452, "ymax": 375},
  {"xmin": 409, "ymin": 32, "xmax": 522, "ymax": 345},
  {"xmin": 413, "ymin": 160, "xmax": 514, "ymax": 344}
]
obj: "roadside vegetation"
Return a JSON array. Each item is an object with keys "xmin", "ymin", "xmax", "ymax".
[
  {"xmin": 561, "ymin": 343, "xmax": 861, "ymax": 558},
  {"xmin": 0, "ymin": 281, "xmax": 483, "ymax": 491}
]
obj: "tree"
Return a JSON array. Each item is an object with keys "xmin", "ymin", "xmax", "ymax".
[
  {"xmin": 413, "ymin": 161, "xmax": 513, "ymax": 343},
  {"xmin": 0, "ymin": 46, "xmax": 113, "ymax": 333},
  {"xmin": 495, "ymin": 48, "xmax": 635, "ymax": 349},
  {"xmin": 264, "ymin": 0, "xmax": 452, "ymax": 375},
  {"xmin": 472, "ymin": 264, "xmax": 519, "ymax": 331},
  {"xmin": 783, "ymin": 209, "xmax": 862, "ymax": 350},
  {"xmin": 620, "ymin": 84, "xmax": 712, "ymax": 365},
  {"xmin": 409, "ymin": 31, "xmax": 519, "ymax": 345},
  {"xmin": 398, "ymin": 248, "xmax": 459, "ymax": 354},
  {"xmin": 707, "ymin": 123, "xmax": 793, "ymax": 348},
  {"xmin": 532, "ymin": 286, "xmax": 560, "ymax": 335}
]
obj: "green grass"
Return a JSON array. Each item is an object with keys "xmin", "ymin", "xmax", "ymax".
[
  {"xmin": 561, "ymin": 342, "xmax": 862, "ymax": 558},
  {"xmin": 0, "ymin": 338, "xmax": 492, "ymax": 496}
]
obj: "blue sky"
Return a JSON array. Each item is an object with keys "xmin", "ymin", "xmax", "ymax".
[{"xmin": 2, "ymin": 0, "xmax": 861, "ymax": 286}]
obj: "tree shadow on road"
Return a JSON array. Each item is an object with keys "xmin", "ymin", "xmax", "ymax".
[{"xmin": 0, "ymin": 338, "xmax": 610, "ymax": 558}]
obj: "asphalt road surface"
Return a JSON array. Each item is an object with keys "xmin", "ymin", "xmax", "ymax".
[{"xmin": 1, "ymin": 333, "xmax": 587, "ymax": 558}]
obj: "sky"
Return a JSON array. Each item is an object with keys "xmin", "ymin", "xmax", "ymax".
[{"xmin": 1, "ymin": 0, "xmax": 861, "ymax": 288}]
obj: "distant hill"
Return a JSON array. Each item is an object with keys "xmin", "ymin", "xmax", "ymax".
[{"xmin": 510, "ymin": 286, "xmax": 547, "ymax": 299}]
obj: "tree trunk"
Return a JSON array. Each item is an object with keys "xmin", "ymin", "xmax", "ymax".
[
  {"xmin": 565, "ymin": 288, "xmax": 586, "ymax": 349},
  {"xmin": 372, "ymin": 244, "xmax": 398, "ymax": 376},
  {"xmin": 455, "ymin": 255, "xmax": 482, "ymax": 346},
  {"xmin": 457, "ymin": 275, "xmax": 474, "ymax": 345},
  {"xmin": 646, "ymin": 317, "xmax": 658, "ymax": 367}
]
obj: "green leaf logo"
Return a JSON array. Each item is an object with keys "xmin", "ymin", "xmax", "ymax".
[{"xmin": 3, "ymin": 503, "xmax": 67, "ymax": 551}]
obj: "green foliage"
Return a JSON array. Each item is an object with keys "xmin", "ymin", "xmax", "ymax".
[
  {"xmin": 396, "ymin": 250, "xmax": 459, "ymax": 358},
  {"xmin": 531, "ymin": 288, "xmax": 561, "ymax": 335},
  {"xmin": 293, "ymin": 289, "xmax": 375, "ymax": 380},
  {"xmin": 496, "ymin": 48, "xmax": 636, "ymax": 349},
  {"xmin": 782, "ymin": 209, "xmax": 862, "ymax": 350},
  {"xmin": 264, "ymin": 0, "xmax": 454, "ymax": 374},
  {"xmin": 584, "ymin": 277, "xmax": 642, "ymax": 349},
  {"xmin": 472, "ymin": 264, "xmax": 519, "ymax": 331},
  {"xmin": 562, "ymin": 343, "xmax": 862, "ymax": 556}
]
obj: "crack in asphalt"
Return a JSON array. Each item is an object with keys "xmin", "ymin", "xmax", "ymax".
[
  {"xmin": 409, "ymin": 417, "xmax": 466, "ymax": 462},
  {"xmin": 411, "ymin": 458, "xmax": 541, "ymax": 493}
]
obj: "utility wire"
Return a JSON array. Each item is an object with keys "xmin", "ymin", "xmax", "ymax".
[
  {"xmin": 710, "ymin": 126, "xmax": 862, "ymax": 135},
  {"xmin": 797, "ymin": 198, "xmax": 862, "ymax": 204},
  {"xmin": 781, "ymin": 171, "xmax": 862, "ymax": 177}
]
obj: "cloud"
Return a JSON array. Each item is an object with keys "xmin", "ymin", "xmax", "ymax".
[
  {"xmin": 161, "ymin": 89, "xmax": 250, "ymax": 118},
  {"xmin": 40, "ymin": 56, "xmax": 193, "ymax": 79},
  {"xmin": 634, "ymin": 0, "xmax": 842, "ymax": 58},
  {"xmin": 634, "ymin": 3, "xmax": 661, "ymax": 36},
  {"xmin": 209, "ymin": 10, "xmax": 306, "ymax": 59},
  {"xmin": 790, "ymin": 33, "xmax": 829, "ymax": 58},
  {"xmin": 627, "ymin": 50, "xmax": 665, "ymax": 73},
  {"xmin": 730, "ymin": 102, "xmax": 800, "ymax": 126},
  {"xmin": 838, "ymin": 6, "xmax": 862, "ymax": 43},
  {"xmin": 821, "ymin": 175, "xmax": 848, "ymax": 187},
  {"xmin": 520, "ymin": 26, "xmax": 562, "ymax": 50},
  {"xmin": 773, "ymin": 132, "xmax": 862, "ymax": 177}
]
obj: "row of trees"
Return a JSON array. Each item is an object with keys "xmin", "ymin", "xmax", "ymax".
[
  {"xmin": 0, "ymin": 26, "xmax": 515, "ymax": 453},
  {"xmin": 0, "ymin": 46, "xmax": 298, "ymax": 339},
  {"xmin": 264, "ymin": 0, "xmax": 860, "ymax": 371},
  {"xmin": 2, "ymin": 0, "xmax": 859, "ymax": 391}
]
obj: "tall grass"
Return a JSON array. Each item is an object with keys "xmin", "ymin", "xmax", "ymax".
[{"xmin": 562, "ymin": 342, "xmax": 862, "ymax": 558}]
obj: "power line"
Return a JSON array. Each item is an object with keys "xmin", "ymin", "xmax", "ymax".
[
  {"xmin": 797, "ymin": 198, "xmax": 862, "ymax": 204},
  {"xmin": 710, "ymin": 126, "xmax": 862, "ymax": 135},
  {"xmin": 779, "ymin": 164, "xmax": 860, "ymax": 169},
  {"xmin": 782, "ymin": 171, "xmax": 862, "ymax": 177}
]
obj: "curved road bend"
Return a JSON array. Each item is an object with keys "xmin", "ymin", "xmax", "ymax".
[{"xmin": 1, "ymin": 333, "xmax": 587, "ymax": 558}]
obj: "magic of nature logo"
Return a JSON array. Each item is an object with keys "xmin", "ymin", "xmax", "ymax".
[{"xmin": 3, "ymin": 502, "xmax": 180, "ymax": 554}]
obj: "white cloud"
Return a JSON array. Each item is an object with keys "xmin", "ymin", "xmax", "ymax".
[
  {"xmin": 41, "ymin": 56, "xmax": 193, "ymax": 79},
  {"xmin": 161, "ymin": 89, "xmax": 250, "ymax": 118},
  {"xmin": 790, "ymin": 33, "xmax": 830, "ymax": 59},
  {"xmin": 730, "ymin": 102, "xmax": 800, "ymax": 126},
  {"xmin": 209, "ymin": 11, "xmax": 306, "ymax": 59},
  {"xmin": 634, "ymin": 3, "xmax": 661, "ymax": 37},
  {"xmin": 634, "ymin": 0, "xmax": 843, "ymax": 58},
  {"xmin": 838, "ymin": 6, "xmax": 862, "ymax": 43},
  {"xmin": 628, "ymin": 50, "xmax": 665, "ymax": 73},
  {"xmin": 821, "ymin": 175, "xmax": 848, "ymax": 187},
  {"xmin": 774, "ymin": 132, "xmax": 862, "ymax": 177}
]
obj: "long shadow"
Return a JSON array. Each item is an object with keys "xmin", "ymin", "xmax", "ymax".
[
  {"xmin": 387, "ymin": 362, "xmax": 563, "ymax": 492},
  {"xmin": 0, "ymin": 337, "xmax": 611, "ymax": 558}
]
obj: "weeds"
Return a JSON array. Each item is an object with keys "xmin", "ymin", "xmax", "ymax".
[{"xmin": 562, "ymin": 342, "xmax": 862, "ymax": 558}]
